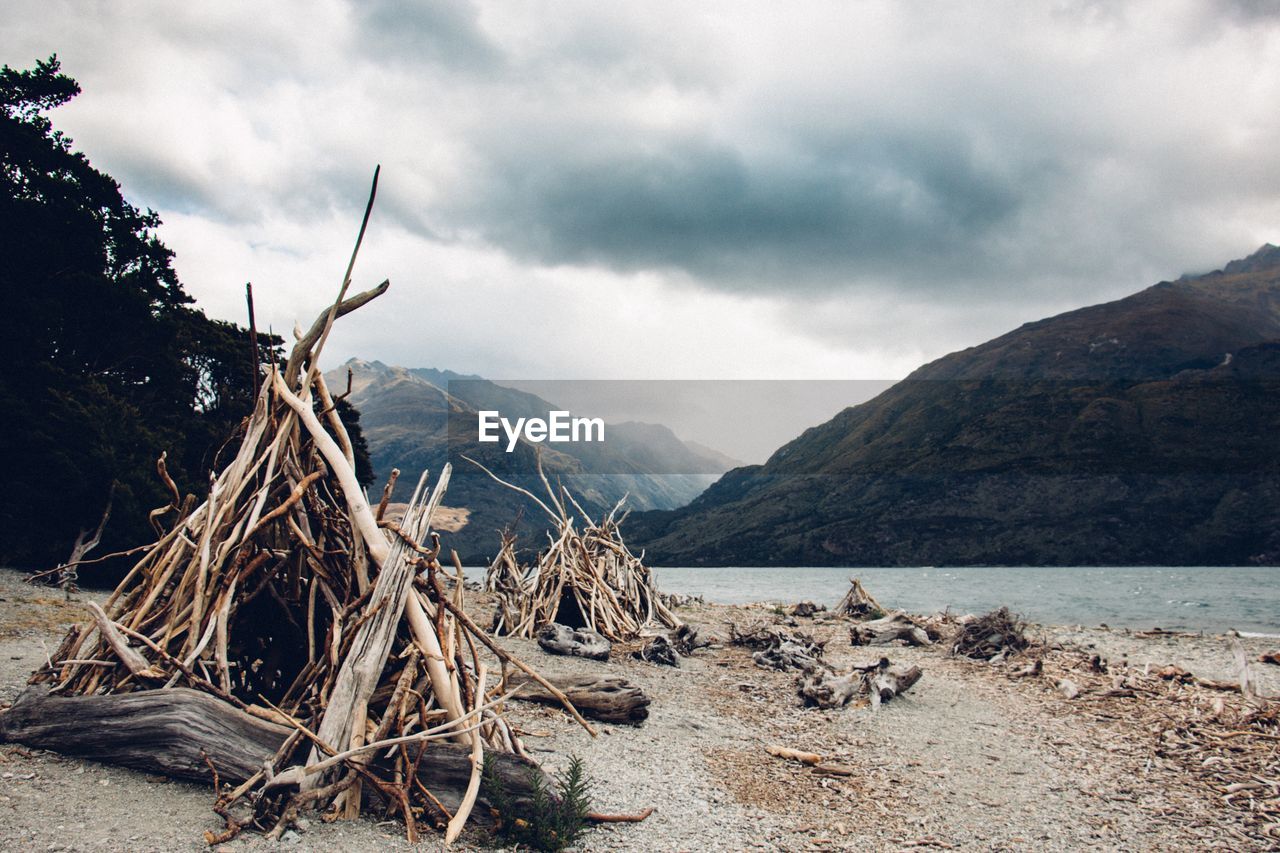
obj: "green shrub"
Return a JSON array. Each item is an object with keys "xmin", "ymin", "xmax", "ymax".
[{"xmin": 483, "ymin": 754, "xmax": 593, "ymax": 851}]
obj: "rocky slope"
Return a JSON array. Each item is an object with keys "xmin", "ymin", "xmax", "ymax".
[{"xmin": 632, "ymin": 245, "xmax": 1280, "ymax": 566}]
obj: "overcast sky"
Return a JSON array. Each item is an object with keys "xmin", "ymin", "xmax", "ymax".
[{"xmin": 5, "ymin": 0, "xmax": 1280, "ymax": 392}]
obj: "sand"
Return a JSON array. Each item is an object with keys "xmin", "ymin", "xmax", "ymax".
[{"xmin": 1, "ymin": 568, "xmax": 1276, "ymax": 851}]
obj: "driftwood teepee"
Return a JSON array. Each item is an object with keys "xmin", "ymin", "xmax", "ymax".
[
  {"xmin": 472, "ymin": 456, "xmax": 680, "ymax": 642},
  {"xmin": 0, "ymin": 171, "xmax": 584, "ymax": 844},
  {"xmin": 835, "ymin": 577, "xmax": 886, "ymax": 619}
]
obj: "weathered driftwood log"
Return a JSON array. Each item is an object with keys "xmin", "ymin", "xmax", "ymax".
[
  {"xmin": 849, "ymin": 612, "xmax": 932, "ymax": 647},
  {"xmin": 0, "ymin": 687, "xmax": 545, "ymax": 815},
  {"xmin": 791, "ymin": 601, "xmax": 826, "ymax": 618},
  {"xmin": 507, "ymin": 674, "xmax": 650, "ymax": 725},
  {"xmin": 0, "ymin": 687, "xmax": 286, "ymax": 783},
  {"xmin": 634, "ymin": 635, "xmax": 678, "ymax": 667},
  {"xmin": 797, "ymin": 658, "xmax": 922, "ymax": 709},
  {"xmin": 835, "ymin": 577, "xmax": 885, "ymax": 620},
  {"xmin": 537, "ymin": 623, "xmax": 612, "ymax": 661},
  {"xmin": 866, "ymin": 662, "xmax": 923, "ymax": 704}
]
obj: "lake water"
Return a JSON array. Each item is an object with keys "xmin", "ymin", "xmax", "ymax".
[{"xmin": 648, "ymin": 566, "xmax": 1280, "ymax": 635}]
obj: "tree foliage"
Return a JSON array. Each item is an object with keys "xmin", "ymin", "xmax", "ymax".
[{"xmin": 0, "ymin": 56, "xmax": 372, "ymax": 571}]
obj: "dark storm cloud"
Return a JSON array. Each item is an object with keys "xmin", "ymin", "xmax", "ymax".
[{"xmin": 440, "ymin": 128, "xmax": 1032, "ymax": 291}]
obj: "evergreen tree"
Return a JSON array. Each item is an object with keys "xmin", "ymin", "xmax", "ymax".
[{"xmin": 0, "ymin": 56, "xmax": 371, "ymax": 571}]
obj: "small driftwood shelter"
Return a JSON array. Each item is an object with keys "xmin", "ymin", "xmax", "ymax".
[{"xmin": 472, "ymin": 456, "xmax": 680, "ymax": 642}]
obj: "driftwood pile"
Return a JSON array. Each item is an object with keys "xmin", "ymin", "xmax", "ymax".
[
  {"xmin": 729, "ymin": 620, "xmax": 921, "ymax": 710},
  {"xmin": 0, "ymin": 180, "xmax": 588, "ymax": 844},
  {"xmin": 730, "ymin": 621, "xmax": 828, "ymax": 673},
  {"xmin": 952, "ymin": 606, "xmax": 1030, "ymax": 661},
  {"xmin": 798, "ymin": 657, "xmax": 923, "ymax": 710},
  {"xmin": 475, "ymin": 459, "xmax": 680, "ymax": 642}
]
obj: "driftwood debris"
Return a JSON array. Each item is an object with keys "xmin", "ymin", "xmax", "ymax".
[
  {"xmin": 662, "ymin": 592, "xmax": 705, "ymax": 609},
  {"xmin": 670, "ymin": 623, "xmax": 713, "ymax": 656},
  {"xmin": 505, "ymin": 673, "xmax": 650, "ymax": 725},
  {"xmin": 633, "ymin": 635, "xmax": 678, "ymax": 667},
  {"xmin": 730, "ymin": 621, "xmax": 828, "ymax": 673},
  {"xmin": 1011, "ymin": 659, "xmax": 1043, "ymax": 679},
  {"xmin": 1260, "ymin": 651, "xmax": 1280, "ymax": 666},
  {"xmin": 538, "ymin": 623, "xmax": 612, "ymax": 661},
  {"xmin": 952, "ymin": 607, "xmax": 1030, "ymax": 661},
  {"xmin": 0, "ymin": 176, "xmax": 585, "ymax": 844},
  {"xmin": 791, "ymin": 601, "xmax": 826, "ymax": 618},
  {"xmin": 475, "ymin": 456, "xmax": 680, "ymax": 642},
  {"xmin": 798, "ymin": 658, "xmax": 922, "ymax": 709},
  {"xmin": 1005, "ymin": 637, "xmax": 1278, "ymax": 844},
  {"xmin": 835, "ymin": 577, "xmax": 886, "ymax": 620},
  {"xmin": 849, "ymin": 612, "xmax": 932, "ymax": 647}
]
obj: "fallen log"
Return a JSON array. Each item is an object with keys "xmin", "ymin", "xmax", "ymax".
[
  {"xmin": 0, "ymin": 687, "xmax": 545, "ymax": 816},
  {"xmin": 849, "ymin": 612, "xmax": 932, "ymax": 647},
  {"xmin": 537, "ymin": 623, "xmax": 611, "ymax": 661},
  {"xmin": 505, "ymin": 674, "xmax": 650, "ymax": 725},
  {"xmin": 0, "ymin": 686, "xmax": 285, "ymax": 783}
]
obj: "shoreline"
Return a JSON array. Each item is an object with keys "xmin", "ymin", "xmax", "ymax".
[{"xmin": 2, "ymin": 567, "xmax": 1278, "ymax": 850}]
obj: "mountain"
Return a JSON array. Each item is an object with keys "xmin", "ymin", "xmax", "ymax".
[
  {"xmin": 631, "ymin": 245, "xmax": 1280, "ymax": 567},
  {"xmin": 327, "ymin": 360, "xmax": 739, "ymax": 561}
]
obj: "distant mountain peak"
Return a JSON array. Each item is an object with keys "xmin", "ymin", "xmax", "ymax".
[{"xmin": 1222, "ymin": 243, "xmax": 1280, "ymax": 276}]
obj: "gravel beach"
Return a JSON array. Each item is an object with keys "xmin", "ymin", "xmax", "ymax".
[{"xmin": 1, "ymin": 568, "xmax": 1276, "ymax": 852}]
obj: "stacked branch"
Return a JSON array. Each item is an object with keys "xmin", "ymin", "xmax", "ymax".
[
  {"xmin": 2, "ymin": 176, "xmax": 587, "ymax": 844},
  {"xmin": 473, "ymin": 456, "xmax": 680, "ymax": 642},
  {"xmin": 952, "ymin": 606, "xmax": 1030, "ymax": 661},
  {"xmin": 835, "ymin": 577, "xmax": 886, "ymax": 620}
]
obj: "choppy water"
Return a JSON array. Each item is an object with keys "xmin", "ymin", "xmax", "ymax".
[{"xmin": 649, "ymin": 566, "xmax": 1280, "ymax": 635}]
